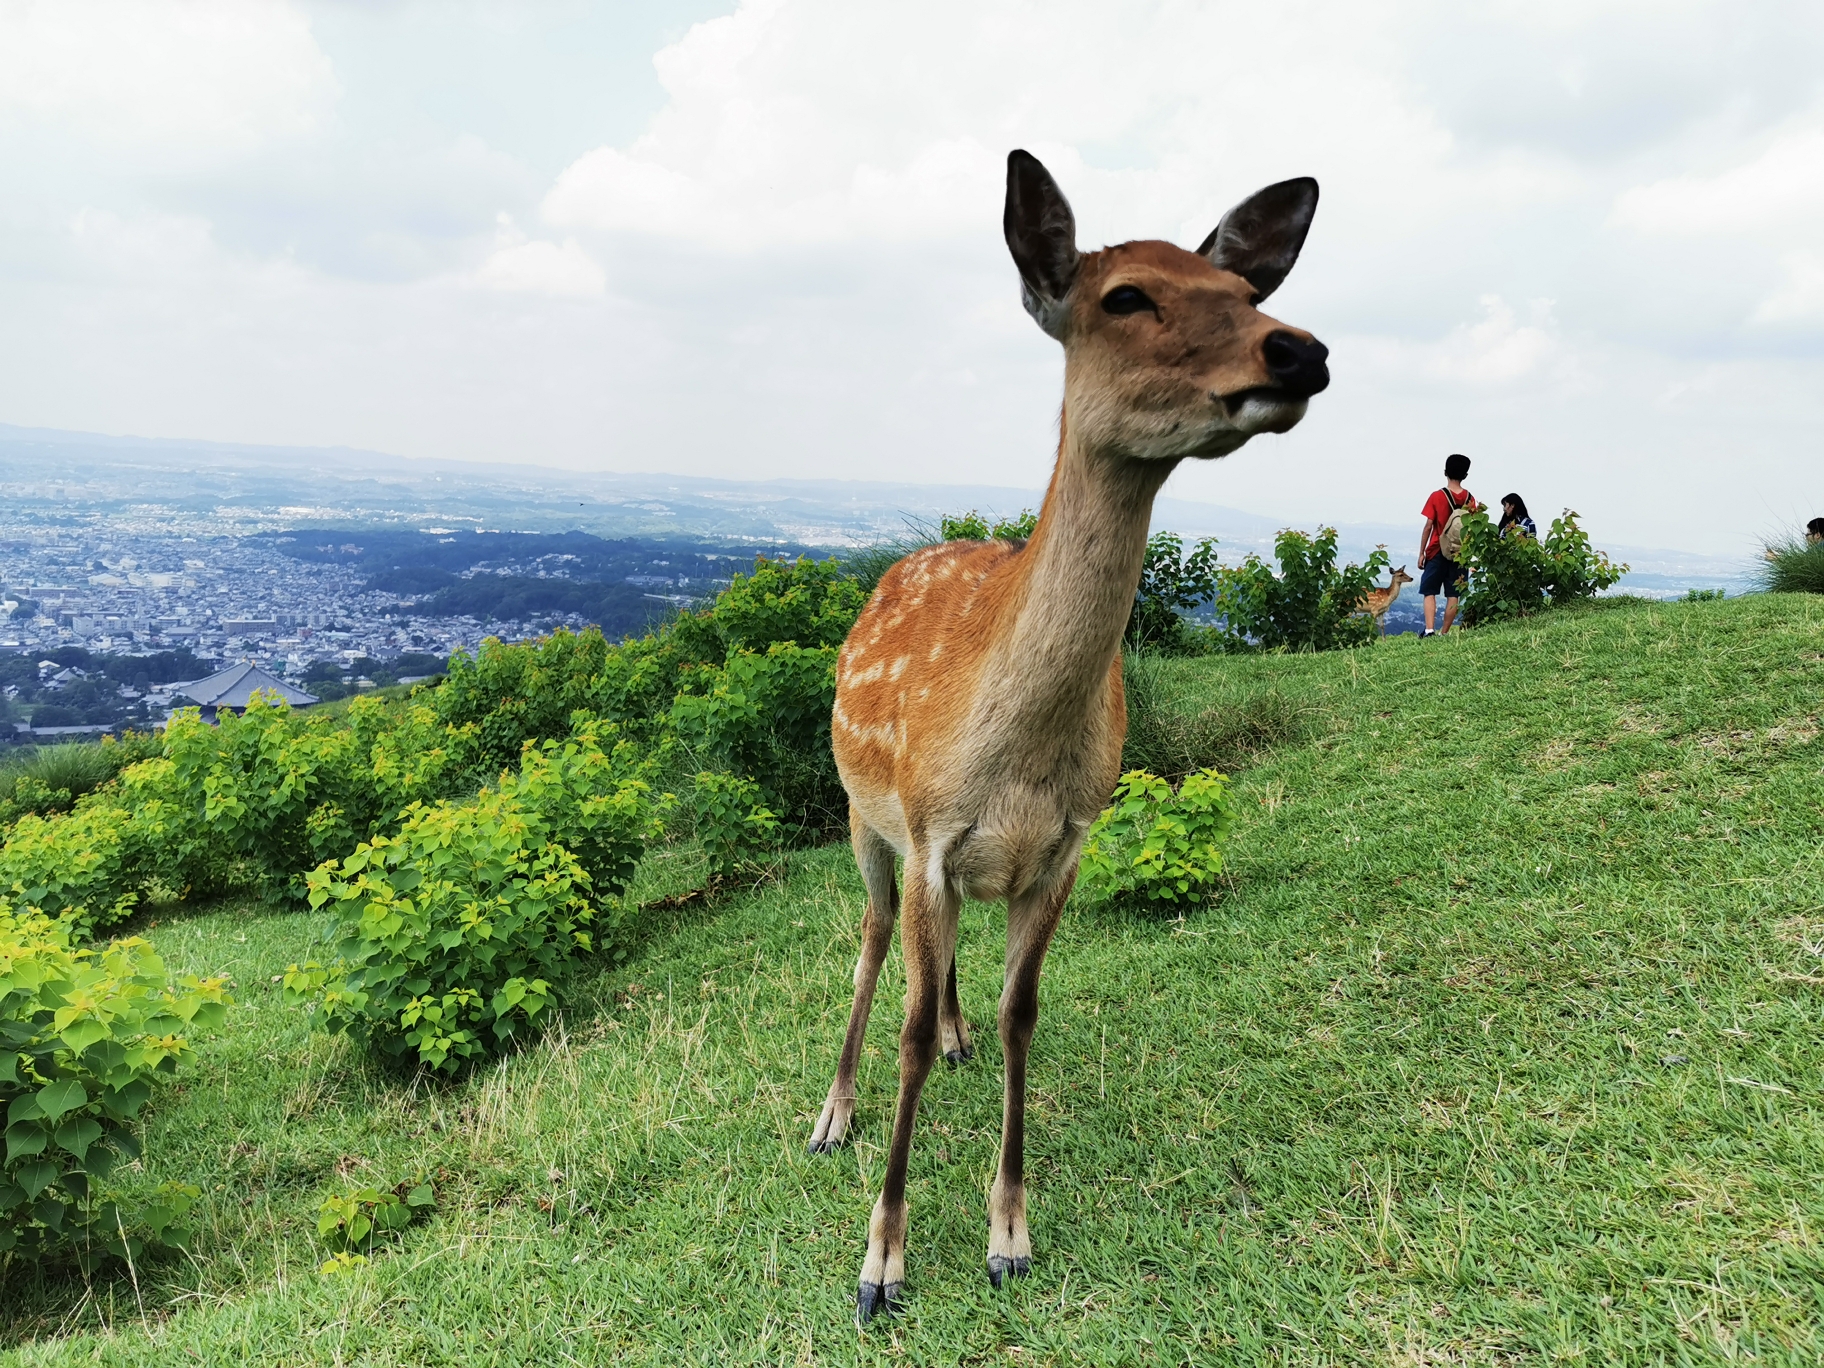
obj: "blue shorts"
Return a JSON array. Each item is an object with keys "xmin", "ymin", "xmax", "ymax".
[{"xmin": 1420, "ymin": 555, "xmax": 1465, "ymax": 599}]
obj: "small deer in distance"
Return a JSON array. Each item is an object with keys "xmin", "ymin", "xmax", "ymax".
[
  {"xmin": 813, "ymin": 149, "xmax": 1330, "ymax": 1323},
  {"xmin": 1363, "ymin": 565, "xmax": 1413, "ymax": 629}
]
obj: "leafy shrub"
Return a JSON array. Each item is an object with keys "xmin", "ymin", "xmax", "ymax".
[
  {"xmin": 429, "ymin": 557, "xmax": 865, "ymax": 775},
  {"xmin": 941, "ymin": 509, "xmax": 1038, "ymax": 542},
  {"xmin": 1458, "ymin": 508, "xmax": 1627, "ymax": 625},
  {"xmin": 0, "ymin": 905, "xmax": 229, "ymax": 1265},
  {"xmin": 0, "ymin": 802, "xmax": 142, "ymax": 934},
  {"xmin": 1078, "ymin": 768, "xmax": 1237, "ymax": 910},
  {"xmin": 288, "ymin": 728, "xmax": 664, "ymax": 1072},
  {"xmin": 109, "ymin": 757, "xmax": 243, "ymax": 905},
  {"xmin": 670, "ymin": 644, "xmax": 842, "ymax": 835},
  {"xmin": 1217, "ymin": 528, "xmax": 1388, "ymax": 652},
  {"xmin": 164, "ymin": 695, "xmax": 477, "ymax": 903},
  {"xmin": 1127, "ymin": 532, "xmax": 1221, "ymax": 653},
  {"xmin": 432, "ymin": 628, "xmax": 622, "ymax": 778},
  {"xmin": 689, "ymin": 771, "xmax": 780, "ymax": 878},
  {"xmin": 1759, "ymin": 539, "xmax": 1824, "ymax": 595},
  {"xmin": 317, "ymin": 1175, "xmax": 435, "ymax": 1265},
  {"xmin": 1120, "ymin": 654, "xmax": 1313, "ymax": 780},
  {"xmin": 706, "ymin": 555, "xmax": 867, "ymax": 655},
  {"xmin": 1684, "ymin": 587, "xmax": 1726, "ymax": 602}
]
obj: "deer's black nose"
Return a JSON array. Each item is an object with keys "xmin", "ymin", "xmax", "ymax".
[{"xmin": 1262, "ymin": 330, "xmax": 1329, "ymax": 398}]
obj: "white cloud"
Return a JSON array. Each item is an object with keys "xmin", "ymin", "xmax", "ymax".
[
  {"xmin": 3, "ymin": 0, "xmax": 1824, "ymax": 559},
  {"xmin": 1752, "ymin": 251, "xmax": 1824, "ymax": 324},
  {"xmin": 1423, "ymin": 297, "xmax": 1563, "ymax": 386},
  {"xmin": 475, "ymin": 237, "xmax": 606, "ymax": 298},
  {"xmin": 1611, "ymin": 125, "xmax": 1824, "ymax": 237},
  {"xmin": 0, "ymin": 0, "xmax": 335, "ymax": 152}
]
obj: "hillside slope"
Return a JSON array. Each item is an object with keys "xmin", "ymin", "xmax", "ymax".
[{"xmin": 5, "ymin": 595, "xmax": 1822, "ymax": 1365}]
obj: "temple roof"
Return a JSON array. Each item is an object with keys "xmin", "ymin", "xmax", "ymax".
[{"xmin": 175, "ymin": 661, "xmax": 318, "ymax": 710}]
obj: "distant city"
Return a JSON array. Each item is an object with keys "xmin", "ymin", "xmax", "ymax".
[{"xmin": 2, "ymin": 421, "xmax": 1754, "ymax": 742}]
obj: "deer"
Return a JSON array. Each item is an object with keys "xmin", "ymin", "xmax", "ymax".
[
  {"xmin": 1362, "ymin": 566, "xmax": 1413, "ymax": 630},
  {"xmin": 811, "ymin": 149, "xmax": 1330, "ymax": 1324}
]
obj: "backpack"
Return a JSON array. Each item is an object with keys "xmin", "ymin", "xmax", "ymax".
[{"xmin": 1436, "ymin": 487, "xmax": 1470, "ymax": 560}]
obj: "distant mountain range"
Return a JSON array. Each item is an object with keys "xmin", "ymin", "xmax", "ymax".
[{"xmin": 2, "ymin": 422, "xmax": 1754, "ymax": 596}]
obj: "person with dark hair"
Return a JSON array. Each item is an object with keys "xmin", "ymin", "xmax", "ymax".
[
  {"xmin": 1807, "ymin": 517, "xmax": 1824, "ymax": 546},
  {"xmin": 1499, "ymin": 493, "xmax": 1537, "ymax": 539},
  {"xmin": 1418, "ymin": 453, "xmax": 1478, "ymax": 636}
]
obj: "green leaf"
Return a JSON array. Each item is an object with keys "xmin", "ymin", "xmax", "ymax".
[
  {"xmin": 58, "ymin": 1018, "xmax": 110, "ymax": 1053},
  {"xmin": 15, "ymin": 1159, "xmax": 58, "ymax": 1199},
  {"xmin": 53, "ymin": 1117, "xmax": 103, "ymax": 1161},
  {"xmin": 35, "ymin": 1077, "xmax": 88, "ymax": 1124},
  {"xmin": 5, "ymin": 1121, "xmax": 48, "ymax": 1163}
]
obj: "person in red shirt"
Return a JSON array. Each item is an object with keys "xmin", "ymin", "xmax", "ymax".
[{"xmin": 1418, "ymin": 453, "xmax": 1479, "ymax": 636}]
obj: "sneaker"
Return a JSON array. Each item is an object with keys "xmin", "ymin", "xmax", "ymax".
[{"xmin": 1419, "ymin": 629, "xmax": 1436, "ymax": 638}]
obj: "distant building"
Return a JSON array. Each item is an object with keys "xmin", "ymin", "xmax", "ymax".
[{"xmin": 169, "ymin": 661, "xmax": 318, "ymax": 721}]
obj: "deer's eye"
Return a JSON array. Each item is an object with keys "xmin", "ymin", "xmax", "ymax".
[{"xmin": 1101, "ymin": 285, "xmax": 1157, "ymax": 316}]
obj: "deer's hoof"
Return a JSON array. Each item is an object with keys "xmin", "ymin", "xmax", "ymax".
[
  {"xmin": 986, "ymin": 1254, "xmax": 1030, "ymax": 1288},
  {"xmin": 806, "ymin": 1137, "xmax": 844, "ymax": 1155},
  {"xmin": 855, "ymin": 1279, "xmax": 903, "ymax": 1325},
  {"xmin": 943, "ymin": 1046, "xmax": 973, "ymax": 1066}
]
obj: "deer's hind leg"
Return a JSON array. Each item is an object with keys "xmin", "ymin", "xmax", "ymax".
[
  {"xmin": 939, "ymin": 952, "xmax": 973, "ymax": 1065},
  {"xmin": 808, "ymin": 811, "xmax": 898, "ymax": 1154}
]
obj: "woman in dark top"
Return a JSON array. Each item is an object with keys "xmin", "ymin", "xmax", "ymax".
[{"xmin": 1499, "ymin": 493, "xmax": 1537, "ymax": 539}]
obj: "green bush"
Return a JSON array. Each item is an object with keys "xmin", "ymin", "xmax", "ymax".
[
  {"xmin": 1458, "ymin": 508, "xmax": 1627, "ymax": 625},
  {"xmin": 1078, "ymin": 768, "xmax": 1237, "ymax": 910},
  {"xmin": 689, "ymin": 771, "xmax": 780, "ymax": 878},
  {"xmin": 705, "ymin": 555, "xmax": 867, "ymax": 655},
  {"xmin": 432, "ymin": 628, "xmax": 622, "ymax": 778},
  {"xmin": 670, "ymin": 644, "xmax": 843, "ymax": 835},
  {"xmin": 163, "ymin": 695, "xmax": 477, "ymax": 904},
  {"xmin": 287, "ymin": 728, "xmax": 665, "ymax": 1072},
  {"xmin": 940, "ymin": 509, "xmax": 1038, "ymax": 542},
  {"xmin": 429, "ymin": 557, "xmax": 865, "ymax": 778},
  {"xmin": 0, "ymin": 802, "xmax": 142, "ymax": 934},
  {"xmin": 316, "ymin": 1175, "xmax": 435, "ymax": 1264},
  {"xmin": 1, "ymin": 904, "xmax": 229, "ymax": 1266},
  {"xmin": 109, "ymin": 757, "xmax": 243, "ymax": 905},
  {"xmin": 1758, "ymin": 539, "xmax": 1824, "ymax": 595},
  {"xmin": 1127, "ymin": 532, "xmax": 1222, "ymax": 653},
  {"xmin": 1217, "ymin": 528, "xmax": 1388, "ymax": 652}
]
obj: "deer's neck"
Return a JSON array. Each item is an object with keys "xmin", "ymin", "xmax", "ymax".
[{"xmin": 992, "ymin": 413, "xmax": 1175, "ymax": 724}]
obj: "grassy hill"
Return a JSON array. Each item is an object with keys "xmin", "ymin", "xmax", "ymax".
[{"xmin": 4, "ymin": 595, "xmax": 1822, "ymax": 1365}]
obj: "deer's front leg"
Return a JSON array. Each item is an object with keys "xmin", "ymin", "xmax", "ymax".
[
  {"xmin": 987, "ymin": 872, "xmax": 1070, "ymax": 1288},
  {"xmin": 856, "ymin": 862, "xmax": 956, "ymax": 1324}
]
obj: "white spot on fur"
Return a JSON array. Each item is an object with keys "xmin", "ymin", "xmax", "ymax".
[{"xmin": 889, "ymin": 656, "xmax": 909, "ymax": 680}]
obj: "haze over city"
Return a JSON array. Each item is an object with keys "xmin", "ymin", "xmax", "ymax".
[{"xmin": 3, "ymin": 0, "xmax": 1821, "ymax": 557}]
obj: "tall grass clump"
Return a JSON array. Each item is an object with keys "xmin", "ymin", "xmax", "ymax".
[
  {"xmin": 0, "ymin": 734, "xmax": 164, "ymax": 829},
  {"xmin": 1759, "ymin": 537, "xmax": 1824, "ymax": 594},
  {"xmin": 1120, "ymin": 653, "xmax": 1315, "ymax": 780}
]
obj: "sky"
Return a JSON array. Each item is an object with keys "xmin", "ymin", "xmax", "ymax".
[{"xmin": 1, "ymin": 0, "xmax": 1821, "ymax": 556}]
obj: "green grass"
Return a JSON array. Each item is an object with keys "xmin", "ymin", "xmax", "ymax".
[
  {"xmin": 5, "ymin": 594, "xmax": 1824, "ymax": 1364},
  {"xmin": 1759, "ymin": 541, "xmax": 1824, "ymax": 596}
]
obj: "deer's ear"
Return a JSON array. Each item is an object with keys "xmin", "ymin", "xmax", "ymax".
[
  {"xmin": 1196, "ymin": 177, "xmax": 1318, "ymax": 303},
  {"xmin": 1004, "ymin": 150, "xmax": 1079, "ymax": 340}
]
